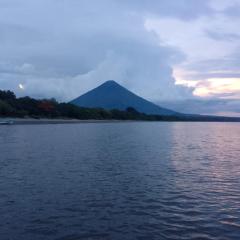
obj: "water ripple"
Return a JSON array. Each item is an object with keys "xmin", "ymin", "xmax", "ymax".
[{"xmin": 0, "ymin": 122, "xmax": 240, "ymax": 240}]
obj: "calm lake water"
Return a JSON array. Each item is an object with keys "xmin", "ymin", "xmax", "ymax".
[{"xmin": 0, "ymin": 122, "xmax": 240, "ymax": 240}]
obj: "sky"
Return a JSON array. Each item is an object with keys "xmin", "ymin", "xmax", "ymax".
[{"xmin": 0, "ymin": 0, "xmax": 240, "ymax": 115}]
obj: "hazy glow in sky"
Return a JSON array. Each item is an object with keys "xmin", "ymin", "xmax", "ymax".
[
  {"xmin": 173, "ymin": 68, "xmax": 240, "ymax": 98},
  {"xmin": 193, "ymin": 78, "xmax": 240, "ymax": 98}
]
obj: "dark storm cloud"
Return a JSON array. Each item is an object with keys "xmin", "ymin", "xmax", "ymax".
[
  {"xmin": 0, "ymin": 0, "xmax": 239, "ymax": 117},
  {"xmin": 0, "ymin": 0, "xmax": 197, "ymax": 101}
]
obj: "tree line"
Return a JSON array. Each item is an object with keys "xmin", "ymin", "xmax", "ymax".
[
  {"xmin": 1, "ymin": 89, "xmax": 239, "ymax": 122},
  {"xmin": 0, "ymin": 89, "xmax": 180, "ymax": 121}
]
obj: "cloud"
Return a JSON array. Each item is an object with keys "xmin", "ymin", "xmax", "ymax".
[
  {"xmin": 205, "ymin": 30, "xmax": 240, "ymax": 42},
  {"xmin": 209, "ymin": 0, "xmax": 240, "ymax": 11},
  {"xmin": 119, "ymin": 0, "xmax": 212, "ymax": 20},
  {"xmin": 158, "ymin": 98, "xmax": 240, "ymax": 117},
  {"xmin": 0, "ymin": 0, "xmax": 196, "ymax": 102},
  {"xmin": 145, "ymin": 13, "xmax": 240, "ymax": 61},
  {"xmin": 145, "ymin": 2, "xmax": 240, "ymax": 100},
  {"xmin": 0, "ymin": 0, "xmax": 239, "ymax": 113}
]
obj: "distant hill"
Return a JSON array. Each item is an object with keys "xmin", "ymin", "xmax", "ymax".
[
  {"xmin": 70, "ymin": 80, "xmax": 179, "ymax": 116},
  {"xmin": 157, "ymin": 99, "xmax": 240, "ymax": 117}
]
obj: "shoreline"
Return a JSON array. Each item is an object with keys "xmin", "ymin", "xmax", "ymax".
[
  {"xmin": 1, "ymin": 117, "xmax": 240, "ymax": 125},
  {"xmin": 0, "ymin": 118, "xmax": 134, "ymax": 125}
]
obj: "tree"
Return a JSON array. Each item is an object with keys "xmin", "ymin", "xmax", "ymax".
[
  {"xmin": 0, "ymin": 100, "xmax": 14, "ymax": 115},
  {"xmin": 0, "ymin": 90, "xmax": 16, "ymax": 101},
  {"xmin": 126, "ymin": 107, "xmax": 139, "ymax": 114}
]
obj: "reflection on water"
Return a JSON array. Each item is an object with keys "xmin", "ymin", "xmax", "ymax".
[{"xmin": 0, "ymin": 122, "xmax": 240, "ymax": 240}]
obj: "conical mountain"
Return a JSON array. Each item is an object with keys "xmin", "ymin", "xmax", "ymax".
[{"xmin": 70, "ymin": 80, "xmax": 179, "ymax": 116}]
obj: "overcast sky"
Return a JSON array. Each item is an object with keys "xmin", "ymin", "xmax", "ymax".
[{"xmin": 0, "ymin": 0, "xmax": 240, "ymax": 109}]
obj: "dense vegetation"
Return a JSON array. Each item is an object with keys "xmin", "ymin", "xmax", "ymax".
[
  {"xmin": 1, "ymin": 89, "xmax": 240, "ymax": 122},
  {"xmin": 0, "ymin": 89, "xmax": 170, "ymax": 120}
]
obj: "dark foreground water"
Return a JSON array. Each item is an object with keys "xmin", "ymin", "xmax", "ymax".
[{"xmin": 0, "ymin": 122, "xmax": 240, "ymax": 240}]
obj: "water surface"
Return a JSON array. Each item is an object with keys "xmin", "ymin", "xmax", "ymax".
[{"xmin": 0, "ymin": 122, "xmax": 240, "ymax": 240}]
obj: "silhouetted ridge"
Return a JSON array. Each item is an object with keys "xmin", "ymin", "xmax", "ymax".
[{"xmin": 70, "ymin": 80, "xmax": 179, "ymax": 116}]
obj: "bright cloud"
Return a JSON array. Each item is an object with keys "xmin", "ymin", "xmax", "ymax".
[
  {"xmin": 193, "ymin": 78, "xmax": 240, "ymax": 98},
  {"xmin": 144, "ymin": 0, "xmax": 240, "ymax": 99}
]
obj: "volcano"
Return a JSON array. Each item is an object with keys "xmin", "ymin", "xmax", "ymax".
[{"xmin": 70, "ymin": 80, "xmax": 179, "ymax": 116}]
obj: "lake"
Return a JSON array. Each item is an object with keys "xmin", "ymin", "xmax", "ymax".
[{"xmin": 0, "ymin": 122, "xmax": 240, "ymax": 240}]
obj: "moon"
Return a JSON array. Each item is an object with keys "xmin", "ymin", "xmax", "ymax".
[{"xmin": 19, "ymin": 84, "xmax": 25, "ymax": 90}]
